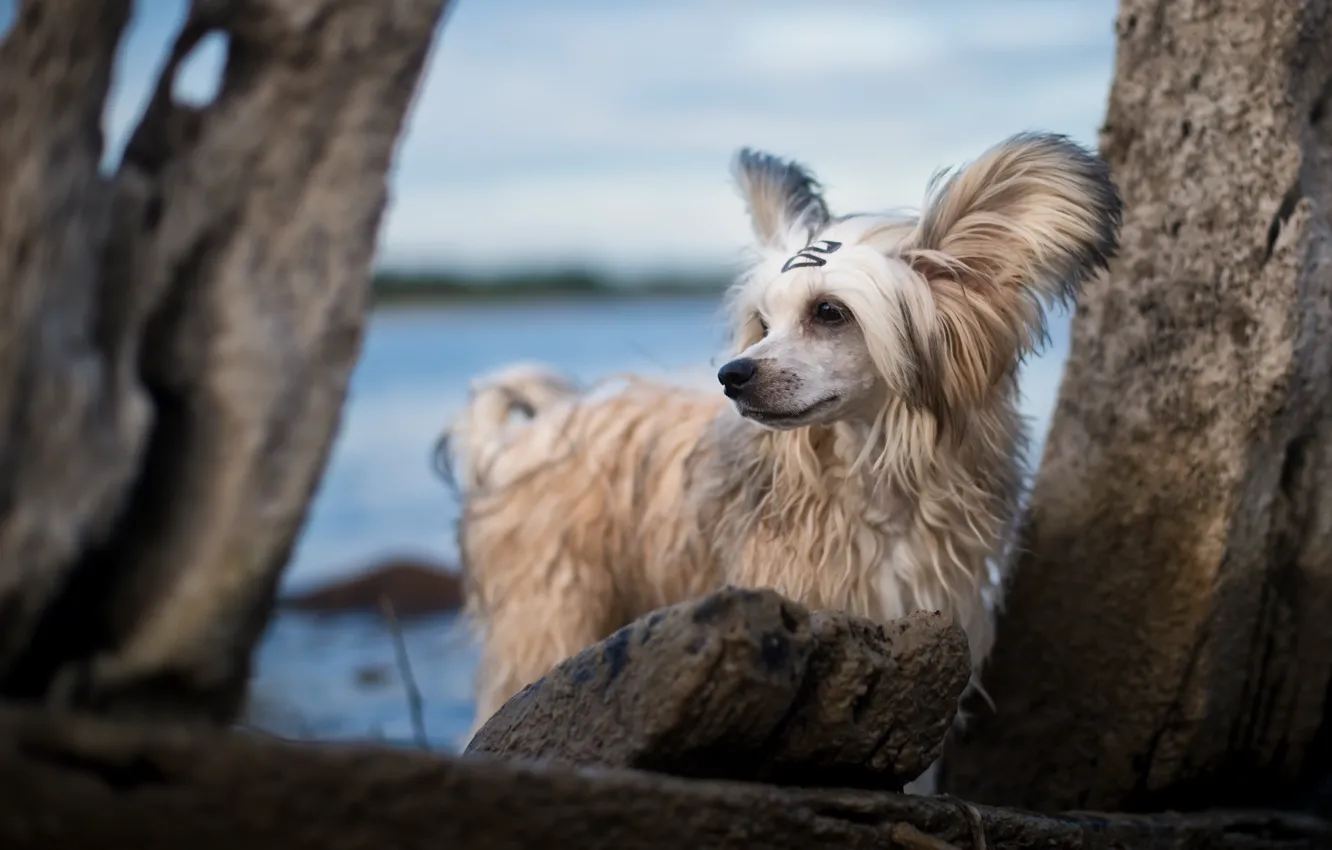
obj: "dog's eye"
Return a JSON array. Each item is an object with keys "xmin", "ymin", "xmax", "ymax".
[
  {"xmin": 757, "ymin": 316, "xmax": 769, "ymax": 336},
  {"xmin": 812, "ymin": 301, "xmax": 848, "ymax": 325}
]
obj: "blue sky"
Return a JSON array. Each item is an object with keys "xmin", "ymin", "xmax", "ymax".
[{"xmin": 2, "ymin": 0, "xmax": 1118, "ymax": 277}]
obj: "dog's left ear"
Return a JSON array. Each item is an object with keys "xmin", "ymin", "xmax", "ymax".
[
  {"xmin": 906, "ymin": 132, "xmax": 1122, "ymax": 358},
  {"xmin": 732, "ymin": 148, "xmax": 831, "ymax": 251}
]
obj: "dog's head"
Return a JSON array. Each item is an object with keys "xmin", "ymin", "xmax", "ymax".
[{"xmin": 719, "ymin": 132, "xmax": 1122, "ymax": 435}]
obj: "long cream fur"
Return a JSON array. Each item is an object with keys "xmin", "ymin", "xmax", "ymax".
[{"xmin": 443, "ymin": 132, "xmax": 1122, "ymax": 787}]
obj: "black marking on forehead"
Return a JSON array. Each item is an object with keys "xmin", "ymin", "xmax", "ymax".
[{"xmin": 781, "ymin": 240, "xmax": 842, "ymax": 273}]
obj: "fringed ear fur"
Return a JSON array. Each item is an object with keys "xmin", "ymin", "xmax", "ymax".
[
  {"xmin": 732, "ymin": 148, "xmax": 832, "ymax": 251},
  {"xmin": 905, "ymin": 132, "xmax": 1123, "ymax": 400}
]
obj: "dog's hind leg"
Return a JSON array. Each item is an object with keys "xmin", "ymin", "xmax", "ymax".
[{"xmin": 465, "ymin": 564, "xmax": 620, "ymax": 742}]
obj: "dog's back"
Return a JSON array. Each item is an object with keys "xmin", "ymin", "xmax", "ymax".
[
  {"xmin": 449, "ymin": 369, "xmax": 726, "ymax": 722},
  {"xmin": 442, "ymin": 363, "xmax": 581, "ymax": 492}
]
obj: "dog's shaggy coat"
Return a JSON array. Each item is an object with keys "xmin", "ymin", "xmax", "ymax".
[{"xmin": 445, "ymin": 133, "xmax": 1122, "ymax": 769}]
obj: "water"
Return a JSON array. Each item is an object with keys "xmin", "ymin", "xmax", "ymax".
[{"xmin": 249, "ymin": 294, "xmax": 1073, "ymax": 749}]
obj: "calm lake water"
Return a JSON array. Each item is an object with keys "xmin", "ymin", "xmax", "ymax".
[{"xmin": 247, "ymin": 294, "xmax": 1074, "ymax": 749}]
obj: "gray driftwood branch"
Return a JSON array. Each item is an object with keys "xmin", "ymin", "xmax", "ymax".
[{"xmin": 0, "ymin": 0, "xmax": 450, "ymax": 721}]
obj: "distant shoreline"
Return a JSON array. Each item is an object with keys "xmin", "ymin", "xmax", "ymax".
[{"xmin": 371, "ymin": 269, "xmax": 729, "ymax": 306}]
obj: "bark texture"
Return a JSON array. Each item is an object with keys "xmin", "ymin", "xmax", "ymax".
[
  {"xmin": 467, "ymin": 588, "xmax": 971, "ymax": 791},
  {"xmin": 0, "ymin": 0, "xmax": 448, "ymax": 721},
  {"xmin": 944, "ymin": 0, "xmax": 1332, "ymax": 812},
  {"xmin": 1, "ymin": 706, "xmax": 1329, "ymax": 850}
]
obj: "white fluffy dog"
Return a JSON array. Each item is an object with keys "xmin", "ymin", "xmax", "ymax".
[{"xmin": 444, "ymin": 132, "xmax": 1122, "ymax": 777}]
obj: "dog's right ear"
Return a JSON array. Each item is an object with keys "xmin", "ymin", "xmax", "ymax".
[
  {"xmin": 902, "ymin": 133, "xmax": 1121, "ymax": 404},
  {"xmin": 732, "ymin": 148, "xmax": 831, "ymax": 251},
  {"xmin": 906, "ymin": 133, "xmax": 1121, "ymax": 334}
]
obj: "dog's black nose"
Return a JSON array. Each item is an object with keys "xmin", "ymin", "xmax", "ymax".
[{"xmin": 717, "ymin": 358, "xmax": 757, "ymax": 398}]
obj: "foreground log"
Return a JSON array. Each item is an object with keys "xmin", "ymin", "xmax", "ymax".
[
  {"xmin": 468, "ymin": 588, "xmax": 971, "ymax": 790},
  {"xmin": 944, "ymin": 0, "xmax": 1332, "ymax": 812},
  {"xmin": 0, "ymin": 706, "xmax": 1327, "ymax": 850},
  {"xmin": 0, "ymin": 0, "xmax": 449, "ymax": 721}
]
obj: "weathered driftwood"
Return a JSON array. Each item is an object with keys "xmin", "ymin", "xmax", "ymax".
[
  {"xmin": 0, "ymin": 706, "xmax": 1328, "ymax": 850},
  {"xmin": 0, "ymin": 0, "xmax": 449, "ymax": 722},
  {"xmin": 467, "ymin": 587, "xmax": 971, "ymax": 791},
  {"xmin": 943, "ymin": 0, "xmax": 1332, "ymax": 812}
]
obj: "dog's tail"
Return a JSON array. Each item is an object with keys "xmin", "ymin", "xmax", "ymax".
[{"xmin": 437, "ymin": 362, "xmax": 581, "ymax": 492}]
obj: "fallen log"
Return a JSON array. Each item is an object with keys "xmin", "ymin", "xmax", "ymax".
[
  {"xmin": 467, "ymin": 587, "xmax": 971, "ymax": 791},
  {"xmin": 0, "ymin": 705, "xmax": 1327, "ymax": 850}
]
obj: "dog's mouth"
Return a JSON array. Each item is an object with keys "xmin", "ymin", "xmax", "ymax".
[{"xmin": 737, "ymin": 395, "xmax": 841, "ymax": 428}]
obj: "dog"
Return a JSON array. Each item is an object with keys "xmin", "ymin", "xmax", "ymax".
[{"xmin": 442, "ymin": 132, "xmax": 1122, "ymax": 787}]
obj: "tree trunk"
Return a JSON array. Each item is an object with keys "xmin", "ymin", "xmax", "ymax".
[
  {"xmin": 943, "ymin": 0, "xmax": 1332, "ymax": 812},
  {"xmin": 0, "ymin": 0, "xmax": 449, "ymax": 722}
]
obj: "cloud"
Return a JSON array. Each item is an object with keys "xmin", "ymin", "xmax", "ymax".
[
  {"xmin": 383, "ymin": 50, "xmax": 1115, "ymax": 274},
  {"xmin": 384, "ymin": 0, "xmax": 1117, "ymax": 272},
  {"xmin": 4, "ymin": 0, "xmax": 1119, "ymax": 274}
]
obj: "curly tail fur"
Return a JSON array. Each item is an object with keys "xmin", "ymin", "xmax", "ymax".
[{"xmin": 440, "ymin": 363, "xmax": 581, "ymax": 492}]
